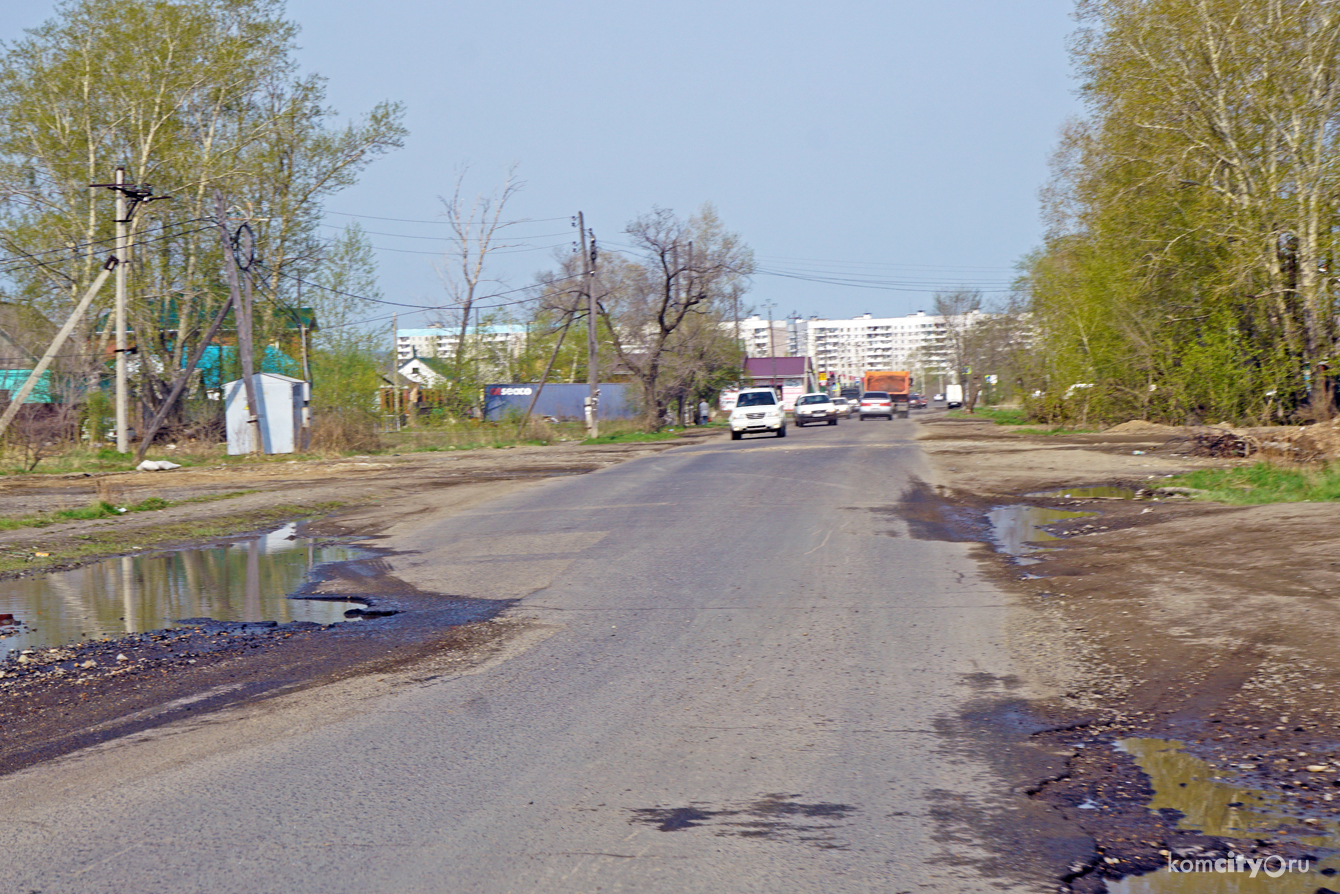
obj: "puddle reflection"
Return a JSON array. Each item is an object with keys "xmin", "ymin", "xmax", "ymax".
[
  {"xmin": 0, "ymin": 524, "xmax": 361, "ymax": 656},
  {"xmin": 987, "ymin": 505, "xmax": 1092, "ymax": 557},
  {"xmin": 1110, "ymin": 738, "xmax": 1340, "ymax": 893},
  {"xmin": 1033, "ymin": 485, "xmax": 1140, "ymax": 500}
]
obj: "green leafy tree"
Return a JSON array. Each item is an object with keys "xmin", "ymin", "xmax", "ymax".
[
  {"xmin": 1027, "ymin": 0, "xmax": 1340, "ymax": 424},
  {"xmin": 0, "ymin": 0, "xmax": 405, "ymax": 426}
]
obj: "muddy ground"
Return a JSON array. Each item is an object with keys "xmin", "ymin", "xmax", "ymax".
[
  {"xmin": 6, "ymin": 418, "xmax": 1340, "ymax": 891},
  {"xmin": 0, "ymin": 434, "xmax": 712, "ymax": 777},
  {"xmin": 918, "ymin": 416, "xmax": 1340, "ymax": 892}
]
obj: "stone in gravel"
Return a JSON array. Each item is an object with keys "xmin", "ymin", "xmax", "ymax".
[{"xmin": 115, "ymin": 653, "xmax": 128, "ymax": 662}]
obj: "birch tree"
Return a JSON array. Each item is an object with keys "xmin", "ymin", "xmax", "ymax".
[
  {"xmin": 1028, "ymin": 0, "xmax": 1340, "ymax": 422},
  {"xmin": 433, "ymin": 166, "xmax": 522, "ymax": 415},
  {"xmin": 0, "ymin": 0, "xmax": 405, "ymax": 425}
]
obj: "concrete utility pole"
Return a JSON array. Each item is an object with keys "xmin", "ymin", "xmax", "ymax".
[
  {"xmin": 91, "ymin": 167, "xmax": 159, "ymax": 452},
  {"xmin": 391, "ymin": 312, "xmax": 399, "ymax": 423},
  {"xmin": 579, "ymin": 212, "xmax": 599, "ymax": 439},
  {"xmin": 764, "ymin": 300, "xmax": 778, "ymax": 391},
  {"xmin": 113, "ymin": 168, "xmax": 129, "ymax": 453}
]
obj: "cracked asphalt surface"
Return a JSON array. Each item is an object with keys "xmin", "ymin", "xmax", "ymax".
[{"xmin": 0, "ymin": 418, "xmax": 1082, "ymax": 893}]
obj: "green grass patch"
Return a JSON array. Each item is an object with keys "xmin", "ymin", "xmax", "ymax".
[
  {"xmin": 581, "ymin": 429, "xmax": 684, "ymax": 445},
  {"xmin": 54, "ymin": 501, "xmax": 122, "ymax": 520},
  {"xmin": 0, "ymin": 445, "xmax": 217, "ymax": 476},
  {"xmin": 951, "ymin": 406, "xmax": 1030, "ymax": 425},
  {"xmin": 1167, "ymin": 462, "xmax": 1340, "ymax": 504},
  {"xmin": 0, "ymin": 500, "xmax": 347, "ymax": 576},
  {"xmin": 0, "ymin": 489, "xmax": 257, "ymax": 534}
]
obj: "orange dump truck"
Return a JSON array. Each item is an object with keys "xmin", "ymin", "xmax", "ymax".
[{"xmin": 862, "ymin": 370, "xmax": 912, "ymax": 418}]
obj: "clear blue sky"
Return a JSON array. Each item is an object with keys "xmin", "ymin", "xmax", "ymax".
[{"xmin": 7, "ymin": 0, "xmax": 1081, "ymax": 327}]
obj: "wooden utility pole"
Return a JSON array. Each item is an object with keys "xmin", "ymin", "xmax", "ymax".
[
  {"xmin": 214, "ymin": 192, "xmax": 263, "ymax": 454},
  {"xmin": 391, "ymin": 312, "xmax": 398, "ymax": 423},
  {"xmin": 134, "ymin": 290, "xmax": 237, "ymax": 463},
  {"xmin": 0, "ymin": 259, "xmax": 117, "ymax": 441},
  {"xmin": 516, "ymin": 311, "xmax": 575, "ymax": 437},
  {"xmin": 579, "ymin": 212, "xmax": 598, "ymax": 438}
]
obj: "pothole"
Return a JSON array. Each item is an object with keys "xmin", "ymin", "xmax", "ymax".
[{"xmin": 0, "ymin": 523, "xmax": 365, "ymax": 657}]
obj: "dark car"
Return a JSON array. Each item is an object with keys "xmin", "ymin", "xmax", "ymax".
[{"xmin": 909, "ymin": 394, "xmax": 928, "ymax": 410}]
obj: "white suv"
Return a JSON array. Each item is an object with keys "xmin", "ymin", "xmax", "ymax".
[{"xmin": 728, "ymin": 388, "xmax": 786, "ymax": 439}]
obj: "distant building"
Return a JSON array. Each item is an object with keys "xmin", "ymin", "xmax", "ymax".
[
  {"xmin": 734, "ymin": 315, "xmax": 788, "ymax": 358},
  {"xmin": 397, "ymin": 356, "xmax": 451, "ymax": 388},
  {"xmin": 397, "ymin": 324, "xmax": 528, "ymax": 363},
  {"xmin": 733, "ymin": 310, "xmax": 962, "ymax": 389},
  {"xmin": 718, "ymin": 357, "xmax": 816, "ymax": 412}
]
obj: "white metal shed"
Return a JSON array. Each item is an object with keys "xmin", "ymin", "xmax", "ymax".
[{"xmin": 224, "ymin": 372, "xmax": 310, "ymax": 455}]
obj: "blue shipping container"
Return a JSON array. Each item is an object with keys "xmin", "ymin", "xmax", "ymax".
[{"xmin": 484, "ymin": 383, "xmax": 637, "ymax": 421}]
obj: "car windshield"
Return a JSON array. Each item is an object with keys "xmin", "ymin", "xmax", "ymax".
[
  {"xmin": 796, "ymin": 395, "xmax": 829, "ymax": 405},
  {"xmin": 735, "ymin": 391, "xmax": 777, "ymax": 407},
  {"xmin": 862, "ymin": 392, "xmax": 889, "ymax": 400}
]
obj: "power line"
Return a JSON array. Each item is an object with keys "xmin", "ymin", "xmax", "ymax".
[
  {"xmin": 595, "ymin": 238, "xmax": 1018, "ymax": 292},
  {"xmin": 363, "ymin": 240, "xmax": 573, "ymax": 257},
  {"xmin": 756, "ymin": 266, "xmax": 1017, "ymax": 293},
  {"xmin": 319, "ymin": 223, "xmax": 573, "ymax": 242},
  {"xmin": 324, "ymin": 209, "xmax": 571, "ymax": 226},
  {"xmin": 256, "ymin": 262, "xmax": 584, "ymax": 320},
  {"xmin": 0, "ymin": 221, "xmax": 215, "ymax": 277}
]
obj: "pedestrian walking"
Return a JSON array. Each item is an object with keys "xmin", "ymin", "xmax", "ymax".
[{"xmin": 698, "ymin": 399, "xmax": 710, "ymax": 425}]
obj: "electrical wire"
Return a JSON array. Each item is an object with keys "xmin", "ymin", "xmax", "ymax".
[
  {"xmin": 364, "ymin": 240, "xmax": 575, "ymax": 257},
  {"xmin": 254, "ymin": 261, "xmax": 584, "ymax": 325},
  {"xmin": 0, "ymin": 220, "xmax": 216, "ymax": 278},
  {"xmin": 594, "ymin": 239, "xmax": 1018, "ymax": 294},
  {"xmin": 324, "ymin": 210, "xmax": 572, "ymax": 226},
  {"xmin": 318, "ymin": 223, "xmax": 574, "ymax": 242}
]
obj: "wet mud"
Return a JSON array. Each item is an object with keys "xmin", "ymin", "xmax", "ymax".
[
  {"xmin": 896, "ymin": 465, "xmax": 1340, "ymax": 893},
  {"xmin": 0, "ymin": 541, "xmax": 517, "ymax": 779},
  {"xmin": 629, "ymin": 794, "xmax": 856, "ymax": 848}
]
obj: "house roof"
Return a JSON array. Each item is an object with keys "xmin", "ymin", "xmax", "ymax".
[
  {"xmin": 744, "ymin": 356, "xmax": 811, "ymax": 377},
  {"xmin": 103, "ymin": 298, "xmax": 318, "ymax": 335},
  {"xmin": 398, "ymin": 356, "xmax": 452, "ymax": 377}
]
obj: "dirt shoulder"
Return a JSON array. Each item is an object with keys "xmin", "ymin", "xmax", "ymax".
[
  {"xmin": 0, "ymin": 435, "xmax": 713, "ymax": 577},
  {"xmin": 0, "ymin": 432, "xmax": 715, "ymax": 777},
  {"xmin": 917, "ymin": 414, "xmax": 1340, "ymax": 891}
]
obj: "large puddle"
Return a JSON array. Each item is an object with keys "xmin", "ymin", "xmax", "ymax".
[
  {"xmin": 1109, "ymin": 738, "xmax": 1340, "ymax": 893},
  {"xmin": 1032, "ymin": 485, "xmax": 1141, "ymax": 500},
  {"xmin": 0, "ymin": 524, "xmax": 362, "ymax": 657},
  {"xmin": 986, "ymin": 505, "xmax": 1093, "ymax": 557}
]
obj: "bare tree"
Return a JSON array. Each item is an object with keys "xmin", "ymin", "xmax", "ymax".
[
  {"xmin": 435, "ymin": 166, "xmax": 523, "ymax": 414},
  {"xmin": 597, "ymin": 205, "xmax": 752, "ymax": 430},
  {"xmin": 934, "ymin": 290, "xmax": 1031, "ymax": 412}
]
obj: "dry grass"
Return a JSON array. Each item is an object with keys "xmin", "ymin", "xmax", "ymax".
[{"xmin": 310, "ymin": 409, "xmax": 382, "ymax": 454}]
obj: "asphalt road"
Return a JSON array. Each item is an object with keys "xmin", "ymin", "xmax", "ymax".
[{"xmin": 0, "ymin": 418, "xmax": 1087, "ymax": 893}]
